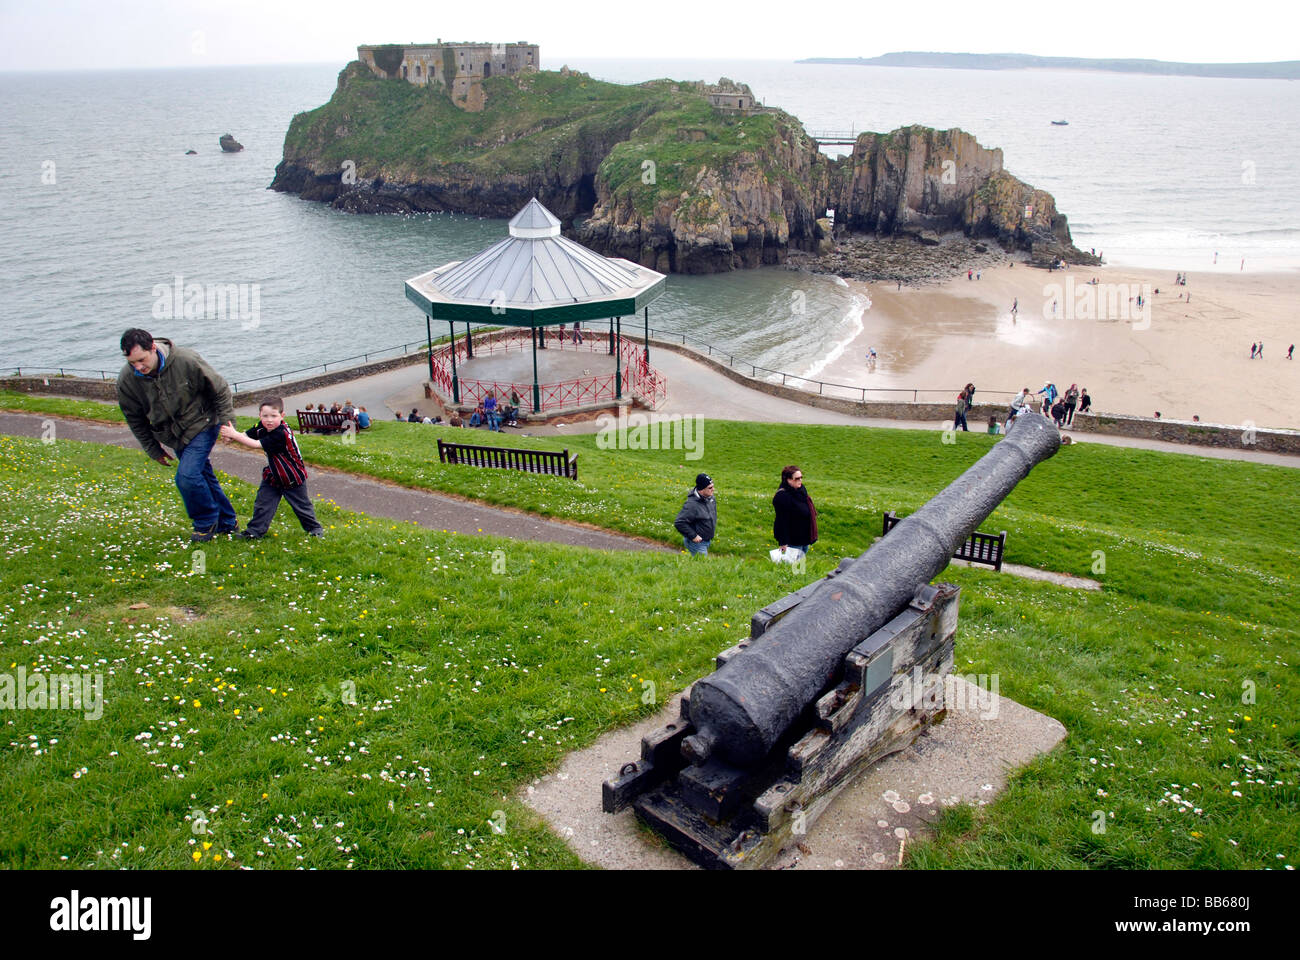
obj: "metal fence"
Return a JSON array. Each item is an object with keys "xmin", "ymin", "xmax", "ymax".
[
  {"xmin": 428, "ymin": 329, "xmax": 665, "ymax": 413},
  {"xmin": 643, "ymin": 327, "xmax": 1018, "ymax": 405}
]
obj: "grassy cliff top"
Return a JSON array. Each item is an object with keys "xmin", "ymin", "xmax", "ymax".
[
  {"xmin": 280, "ymin": 64, "xmax": 809, "ymax": 215},
  {"xmin": 3, "ymin": 390, "xmax": 1298, "ymax": 870}
]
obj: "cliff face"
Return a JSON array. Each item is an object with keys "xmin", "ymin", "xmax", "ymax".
[
  {"xmin": 574, "ymin": 105, "xmax": 830, "ymax": 274},
  {"xmin": 828, "ymin": 126, "xmax": 1086, "ymax": 263},
  {"xmin": 272, "ymin": 66, "xmax": 1090, "ymax": 272}
]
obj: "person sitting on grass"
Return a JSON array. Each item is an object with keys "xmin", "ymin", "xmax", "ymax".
[
  {"xmin": 449, "ymin": 412, "xmax": 464, "ymax": 427},
  {"xmin": 407, "ymin": 408, "xmax": 421, "ymax": 423},
  {"xmin": 219, "ymin": 396, "xmax": 324, "ymax": 539},
  {"xmin": 356, "ymin": 406, "xmax": 370, "ymax": 429}
]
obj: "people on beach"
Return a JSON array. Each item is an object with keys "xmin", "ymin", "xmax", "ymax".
[
  {"xmin": 1038, "ymin": 382, "xmax": 1058, "ymax": 416},
  {"xmin": 1007, "ymin": 387, "xmax": 1031, "ymax": 429},
  {"xmin": 219, "ymin": 396, "xmax": 324, "ymax": 540},
  {"xmin": 954, "ymin": 389, "xmax": 969, "ymax": 432},
  {"xmin": 1063, "ymin": 384, "xmax": 1079, "ymax": 426},
  {"xmin": 674, "ymin": 473, "xmax": 717, "ymax": 556},
  {"xmin": 116, "ymin": 328, "xmax": 239, "ymax": 542},
  {"xmin": 1251, "ymin": 342, "xmax": 1257, "ymax": 359},
  {"xmin": 1051, "ymin": 397, "xmax": 1067, "ymax": 427},
  {"xmin": 772, "ymin": 465, "xmax": 817, "ymax": 557},
  {"xmin": 1289, "ymin": 344, "xmax": 1295, "ymax": 360}
]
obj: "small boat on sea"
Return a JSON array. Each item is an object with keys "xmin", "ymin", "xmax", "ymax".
[{"xmin": 1051, "ymin": 119, "xmax": 1069, "ymax": 126}]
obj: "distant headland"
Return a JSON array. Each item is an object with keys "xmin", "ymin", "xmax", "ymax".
[{"xmin": 796, "ymin": 52, "xmax": 1300, "ymax": 80}]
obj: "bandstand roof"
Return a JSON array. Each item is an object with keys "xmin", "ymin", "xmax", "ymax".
[{"xmin": 405, "ymin": 199, "xmax": 667, "ymax": 325}]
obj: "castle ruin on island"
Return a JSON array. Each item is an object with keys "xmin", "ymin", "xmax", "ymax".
[{"xmin": 357, "ymin": 40, "xmax": 539, "ymax": 111}]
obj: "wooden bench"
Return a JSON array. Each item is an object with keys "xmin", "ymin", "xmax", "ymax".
[
  {"xmin": 296, "ymin": 410, "xmax": 350, "ymax": 433},
  {"xmin": 437, "ymin": 438, "xmax": 578, "ymax": 481},
  {"xmin": 882, "ymin": 510, "xmax": 1007, "ymax": 571}
]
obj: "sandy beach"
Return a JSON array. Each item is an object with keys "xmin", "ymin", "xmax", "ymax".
[{"xmin": 815, "ymin": 261, "xmax": 1300, "ymax": 430}]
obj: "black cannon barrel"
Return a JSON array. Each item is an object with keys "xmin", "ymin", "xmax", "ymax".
[{"xmin": 683, "ymin": 415, "xmax": 1061, "ymax": 768}]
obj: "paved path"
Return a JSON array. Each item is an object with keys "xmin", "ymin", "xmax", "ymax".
[{"xmin": 0, "ymin": 412, "xmax": 671, "ymax": 553}]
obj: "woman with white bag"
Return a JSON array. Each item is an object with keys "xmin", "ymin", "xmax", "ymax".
[{"xmin": 772, "ymin": 465, "xmax": 817, "ymax": 562}]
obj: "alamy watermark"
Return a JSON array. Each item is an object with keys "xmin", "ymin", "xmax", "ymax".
[
  {"xmin": 889, "ymin": 667, "xmax": 999, "ymax": 720},
  {"xmin": 1, "ymin": 667, "xmax": 103, "ymax": 720},
  {"xmin": 50, "ymin": 890, "xmax": 150, "ymax": 940},
  {"xmin": 595, "ymin": 409, "xmax": 704, "ymax": 460},
  {"xmin": 152, "ymin": 274, "xmax": 261, "ymax": 330},
  {"xmin": 1043, "ymin": 277, "xmax": 1150, "ymax": 330}
]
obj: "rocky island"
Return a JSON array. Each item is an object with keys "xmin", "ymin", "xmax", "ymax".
[{"xmin": 272, "ymin": 48, "xmax": 1092, "ymax": 274}]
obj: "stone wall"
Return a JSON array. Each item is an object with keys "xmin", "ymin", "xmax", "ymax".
[
  {"xmin": 229, "ymin": 353, "xmax": 429, "ymax": 406},
  {"xmin": 1066, "ymin": 411, "xmax": 1299, "ymax": 454},
  {"xmin": 0, "ymin": 376, "xmax": 118, "ymax": 402},
  {"xmin": 0, "ymin": 351, "xmax": 432, "ymax": 408}
]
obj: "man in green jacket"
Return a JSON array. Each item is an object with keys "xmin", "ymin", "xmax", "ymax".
[{"xmin": 116, "ymin": 328, "xmax": 239, "ymax": 541}]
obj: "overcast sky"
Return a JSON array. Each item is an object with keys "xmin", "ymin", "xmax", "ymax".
[{"xmin": 1, "ymin": 0, "xmax": 1295, "ymax": 71}]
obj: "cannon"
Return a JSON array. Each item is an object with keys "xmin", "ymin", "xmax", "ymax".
[{"xmin": 603, "ymin": 415, "xmax": 1060, "ymax": 868}]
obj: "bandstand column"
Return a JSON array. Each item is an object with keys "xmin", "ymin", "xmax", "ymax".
[
  {"xmin": 425, "ymin": 313, "xmax": 434, "ymax": 383},
  {"xmin": 448, "ymin": 320, "xmax": 460, "ymax": 404},
  {"xmin": 531, "ymin": 322, "xmax": 541, "ymax": 412},
  {"xmin": 614, "ymin": 316, "xmax": 622, "ymax": 400}
]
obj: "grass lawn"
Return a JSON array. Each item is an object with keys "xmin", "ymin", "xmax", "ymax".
[{"xmin": 1, "ymin": 396, "xmax": 1297, "ymax": 869}]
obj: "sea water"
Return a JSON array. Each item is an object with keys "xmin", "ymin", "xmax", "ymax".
[{"xmin": 2, "ymin": 59, "xmax": 1296, "ymax": 382}]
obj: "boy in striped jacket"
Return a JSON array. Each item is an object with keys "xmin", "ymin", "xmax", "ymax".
[{"xmin": 219, "ymin": 396, "xmax": 325, "ymax": 538}]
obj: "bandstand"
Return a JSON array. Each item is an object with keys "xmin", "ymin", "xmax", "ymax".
[{"xmin": 405, "ymin": 199, "xmax": 668, "ymax": 417}]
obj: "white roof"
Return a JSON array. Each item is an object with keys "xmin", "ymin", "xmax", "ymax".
[{"xmin": 413, "ymin": 199, "xmax": 663, "ymax": 311}]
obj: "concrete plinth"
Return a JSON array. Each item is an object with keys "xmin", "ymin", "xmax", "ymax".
[{"xmin": 521, "ymin": 681, "xmax": 1066, "ymax": 870}]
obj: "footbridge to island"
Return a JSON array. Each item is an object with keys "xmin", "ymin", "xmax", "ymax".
[{"xmin": 807, "ymin": 128, "xmax": 860, "ymax": 147}]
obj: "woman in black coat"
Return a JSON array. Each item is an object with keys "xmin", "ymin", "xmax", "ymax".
[{"xmin": 772, "ymin": 464, "xmax": 818, "ymax": 554}]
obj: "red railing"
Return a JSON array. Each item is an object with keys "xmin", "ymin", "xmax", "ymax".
[{"xmin": 428, "ymin": 329, "xmax": 665, "ymax": 414}]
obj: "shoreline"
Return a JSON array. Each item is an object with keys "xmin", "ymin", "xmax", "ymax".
[{"xmin": 804, "ymin": 259, "xmax": 1299, "ymax": 430}]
